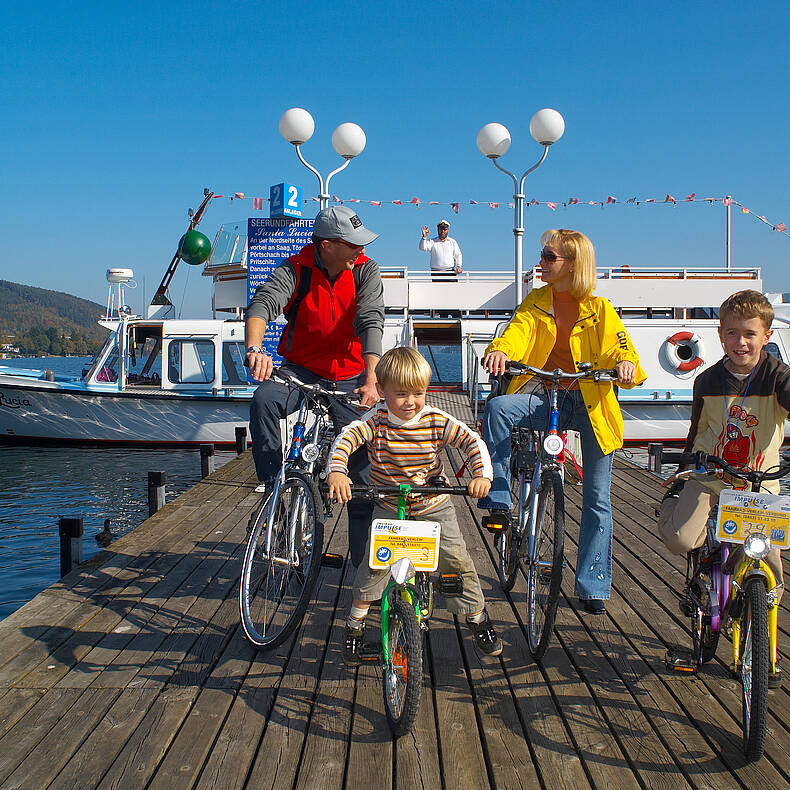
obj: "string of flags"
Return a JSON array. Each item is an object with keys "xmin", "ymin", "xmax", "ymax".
[{"xmin": 212, "ymin": 192, "xmax": 789, "ymax": 239}]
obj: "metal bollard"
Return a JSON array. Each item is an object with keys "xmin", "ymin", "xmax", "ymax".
[
  {"xmin": 235, "ymin": 426, "xmax": 247, "ymax": 454},
  {"xmin": 200, "ymin": 444, "xmax": 215, "ymax": 478},
  {"xmin": 148, "ymin": 471, "xmax": 166, "ymax": 516},
  {"xmin": 647, "ymin": 443, "xmax": 663, "ymax": 473},
  {"xmin": 59, "ymin": 517, "xmax": 83, "ymax": 577}
]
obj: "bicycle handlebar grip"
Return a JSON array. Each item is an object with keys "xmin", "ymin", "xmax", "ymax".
[{"xmin": 660, "ymin": 451, "xmax": 688, "ymax": 465}]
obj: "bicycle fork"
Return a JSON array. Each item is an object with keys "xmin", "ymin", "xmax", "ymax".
[{"xmin": 729, "ymin": 560, "xmax": 780, "ymax": 675}]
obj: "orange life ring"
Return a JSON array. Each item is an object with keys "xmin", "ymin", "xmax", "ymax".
[{"xmin": 664, "ymin": 331, "xmax": 705, "ymax": 372}]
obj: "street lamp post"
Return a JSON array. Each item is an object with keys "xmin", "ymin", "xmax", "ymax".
[
  {"xmin": 477, "ymin": 109, "xmax": 565, "ymax": 306},
  {"xmin": 279, "ymin": 108, "xmax": 366, "ymax": 210}
]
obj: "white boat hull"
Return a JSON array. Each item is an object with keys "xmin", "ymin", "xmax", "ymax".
[{"xmin": 0, "ymin": 374, "xmax": 251, "ymax": 446}]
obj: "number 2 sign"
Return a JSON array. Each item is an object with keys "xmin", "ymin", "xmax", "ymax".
[{"xmin": 269, "ymin": 182, "xmax": 302, "ymax": 218}]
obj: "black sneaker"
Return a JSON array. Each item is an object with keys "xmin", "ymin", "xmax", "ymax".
[
  {"xmin": 581, "ymin": 599, "xmax": 606, "ymax": 615},
  {"xmin": 466, "ymin": 611, "xmax": 502, "ymax": 656},
  {"xmin": 342, "ymin": 621, "xmax": 365, "ymax": 667}
]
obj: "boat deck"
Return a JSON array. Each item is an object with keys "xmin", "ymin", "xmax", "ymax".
[{"xmin": 0, "ymin": 392, "xmax": 788, "ymax": 789}]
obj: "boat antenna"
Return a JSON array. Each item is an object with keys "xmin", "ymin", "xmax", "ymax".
[{"xmin": 149, "ymin": 188, "xmax": 214, "ymax": 317}]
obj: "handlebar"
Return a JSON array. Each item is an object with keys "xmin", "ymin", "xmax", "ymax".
[
  {"xmin": 506, "ymin": 361, "xmax": 619, "ymax": 382},
  {"xmin": 321, "ymin": 482, "xmax": 470, "ymax": 499},
  {"xmin": 660, "ymin": 449, "xmax": 790, "ymax": 485},
  {"xmin": 269, "ymin": 367, "xmax": 363, "ymax": 407}
]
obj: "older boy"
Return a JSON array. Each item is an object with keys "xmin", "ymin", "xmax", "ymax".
[
  {"xmin": 659, "ymin": 290, "xmax": 789, "ymax": 681},
  {"xmin": 328, "ymin": 346, "xmax": 501, "ymax": 664}
]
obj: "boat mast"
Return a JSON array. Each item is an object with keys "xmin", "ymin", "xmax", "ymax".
[
  {"xmin": 149, "ymin": 189, "xmax": 214, "ymax": 316},
  {"xmin": 725, "ymin": 194, "xmax": 732, "ymax": 272}
]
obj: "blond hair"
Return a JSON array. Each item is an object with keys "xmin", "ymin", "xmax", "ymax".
[
  {"xmin": 376, "ymin": 346, "xmax": 432, "ymax": 390},
  {"xmin": 540, "ymin": 228, "xmax": 596, "ymax": 299},
  {"xmin": 719, "ymin": 289, "xmax": 774, "ymax": 331}
]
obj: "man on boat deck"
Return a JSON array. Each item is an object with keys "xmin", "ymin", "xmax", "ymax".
[
  {"xmin": 245, "ymin": 206, "xmax": 384, "ymax": 567},
  {"xmin": 420, "ymin": 220, "xmax": 463, "ymax": 280}
]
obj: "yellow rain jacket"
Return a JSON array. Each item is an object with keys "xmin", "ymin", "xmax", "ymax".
[{"xmin": 486, "ymin": 285, "xmax": 647, "ymax": 455}]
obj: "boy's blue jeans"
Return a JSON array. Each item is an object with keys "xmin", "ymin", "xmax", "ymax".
[{"xmin": 479, "ymin": 387, "xmax": 614, "ymax": 601}]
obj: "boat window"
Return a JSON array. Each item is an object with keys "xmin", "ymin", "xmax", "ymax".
[
  {"xmin": 168, "ymin": 340, "xmax": 215, "ymax": 384},
  {"xmin": 95, "ymin": 349, "xmax": 119, "ymax": 382},
  {"xmin": 766, "ymin": 342, "xmax": 783, "ymax": 361},
  {"xmin": 127, "ymin": 334, "xmax": 163, "ymax": 385},
  {"xmin": 222, "ymin": 341, "xmax": 247, "ymax": 385},
  {"xmin": 689, "ymin": 307, "xmax": 720, "ymax": 319}
]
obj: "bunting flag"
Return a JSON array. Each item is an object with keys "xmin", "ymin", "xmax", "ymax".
[{"xmin": 207, "ymin": 191, "xmax": 788, "ymax": 240}]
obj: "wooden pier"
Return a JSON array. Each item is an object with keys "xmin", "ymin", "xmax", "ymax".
[{"xmin": 0, "ymin": 393, "xmax": 787, "ymax": 789}]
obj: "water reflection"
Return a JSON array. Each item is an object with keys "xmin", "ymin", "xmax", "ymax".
[{"xmin": 0, "ymin": 445, "xmax": 234, "ymax": 619}]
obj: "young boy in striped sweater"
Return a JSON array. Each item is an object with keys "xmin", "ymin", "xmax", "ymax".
[{"xmin": 328, "ymin": 346, "xmax": 502, "ymax": 664}]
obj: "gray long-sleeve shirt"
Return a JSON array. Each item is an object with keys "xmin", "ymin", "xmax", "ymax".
[{"xmin": 246, "ymin": 246, "xmax": 385, "ymax": 357}]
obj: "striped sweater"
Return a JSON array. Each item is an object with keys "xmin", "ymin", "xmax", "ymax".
[{"xmin": 329, "ymin": 404, "xmax": 493, "ymax": 514}]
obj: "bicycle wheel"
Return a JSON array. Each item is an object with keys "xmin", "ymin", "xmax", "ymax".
[
  {"xmin": 499, "ymin": 467, "xmax": 526, "ymax": 591},
  {"xmin": 740, "ymin": 577, "xmax": 769, "ymax": 762},
  {"xmin": 690, "ymin": 575, "xmax": 720, "ymax": 665},
  {"xmin": 239, "ymin": 471, "xmax": 324, "ymax": 650},
  {"xmin": 525, "ymin": 469, "xmax": 564, "ymax": 660},
  {"xmin": 383, "ymin": 596, "xmax": 423, "ymax": 736}
]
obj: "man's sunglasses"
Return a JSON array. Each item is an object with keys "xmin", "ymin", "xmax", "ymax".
[{"xmin": 540, "ymin": 248, "xmax": 564, "ymax": 263}]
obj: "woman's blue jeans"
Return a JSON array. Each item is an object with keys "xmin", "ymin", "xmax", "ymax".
[{"xmin": 479, "ymin": 387, "xmax": 614, "ymax": 600}]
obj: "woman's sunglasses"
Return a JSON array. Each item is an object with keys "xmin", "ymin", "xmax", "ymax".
[{"xmin": 540, "ymin": 248, "xmax": 564, "ymax": 263}]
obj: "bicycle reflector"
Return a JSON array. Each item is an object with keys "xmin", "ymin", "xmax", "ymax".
[
  {"xmin": 390, "ymin": 557, "xmax": 416, "ymax": 585},
  {"xmin": 743, "ymin": 532, "xmax": 771, "ymax": 560},
  {"xmin": 543, "ymin": 433, "xmax": 564, "ymax": 456},
  {"xmin": 438, "ymin": 573, "xmax": 464, "ymax": 596},
  {"xmin": 482, "ymin": 513, "xmax": 509, "ymax": 533}
]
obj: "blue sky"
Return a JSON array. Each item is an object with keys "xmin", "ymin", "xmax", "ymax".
[{"xmin": 2, "ymin": 1, "xmax": 788, "ymax": 317}]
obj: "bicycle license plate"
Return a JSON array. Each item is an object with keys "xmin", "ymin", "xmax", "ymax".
[
  {"xmin": 369, "ymin": 518, "xmax": 441, "ymax": 572},
  {"xmin": 717, "ymin": 489, "xmax": 790, "ymax": 548}
]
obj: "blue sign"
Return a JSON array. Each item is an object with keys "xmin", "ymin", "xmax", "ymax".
[
  {"xmin": 376, "ymin": 546, "xmax": 392, "ymax": 562},
  {"xmin": 247, "ymin": 218, "xmax": 314, "ymax": 367},
  {"xmin": 270, "ymin": 183, "xmax": 302, "ymax": 218}
]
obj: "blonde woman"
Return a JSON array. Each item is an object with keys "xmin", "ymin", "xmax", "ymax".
[{"xmin": 481, "ymin": 229, "xmax": 646, "ymax": 613}]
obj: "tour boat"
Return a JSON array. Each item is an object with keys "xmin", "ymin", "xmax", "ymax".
[{"xmin": 2, "ymin": 207, "xmax": 788, "ymax": 446}]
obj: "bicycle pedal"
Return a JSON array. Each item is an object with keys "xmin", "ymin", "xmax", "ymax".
[
  {"xmin": 321, "ymin": 552, "xmax": 344, "ymax": 568},
  {"xmin": 438, "ymin": 573, "xmax": 464, "ymax": 596},
  {"xmin": 665, "ymin": 648, "xmax": 698, "ymax": 674},
  {"xmin": 482, "ymin": 513, "xmax": 509, "ymax": 533},
  {"xmin": 359, "ymin": 641, "xmax": 380, "ymax": 661},
  {"xmin": 678, "ymin": 596, "xmax": 694, "ymax": 617}
]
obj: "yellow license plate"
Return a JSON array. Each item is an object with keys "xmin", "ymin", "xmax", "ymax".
[
  {"xmin": 717, "ymin": 489, "xmax": 790, "ymax": 548},
  {"xmin": 368, "ymin": 518, "xmax": 441, "ymax": 572}
]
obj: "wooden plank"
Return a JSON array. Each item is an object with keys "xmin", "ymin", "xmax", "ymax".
[
  {"xmin": 1, "ymin": 688, "xmax": 121, "ymax": 790},
  {"xmin": 44, "ymin": 688, "xmax": 158, "ymax": 790},
  {"xmin": 94, "ymin": 687, "xmax": 198, "ymax": 790}
]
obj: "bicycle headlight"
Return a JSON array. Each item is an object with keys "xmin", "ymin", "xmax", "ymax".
[
  {"xmin": 390, "ymin": 557, "xmax": 416, "ymax": 585},
  {"xmin": 300, "ymin": 442, "xmax": 320, "ymax": 463},
  {"xmin": 543, "ymin": 433, "xmax": 564, "ymax": 457},
  {"xmin": 743, "ymin": 532, "xmax": 770, "ymax": 560}
]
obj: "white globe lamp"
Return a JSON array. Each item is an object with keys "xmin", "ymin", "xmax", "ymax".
[
  {"xmin": 529, "ymin": 108, "xmax": 565, "ymax": 145},
  {"xmin": 279, "ymin": 107, "xmax": 315, "ymax": 145},
  {"xmin": 476, "ymin": 123, "xmax": 512, "ymax": 159},
  {"xmin": 332, "ymin": 123, "xmax": 366, "ymax": 159}
]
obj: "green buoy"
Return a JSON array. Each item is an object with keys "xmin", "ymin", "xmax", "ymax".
[{"xmin": 178, "ymin": 229, "xmax": 212, "ymax": 265}]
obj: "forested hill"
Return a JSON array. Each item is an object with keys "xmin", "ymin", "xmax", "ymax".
[{"xmin": 0, "ymin": 280, "xmax": 108, "ymax": 355}]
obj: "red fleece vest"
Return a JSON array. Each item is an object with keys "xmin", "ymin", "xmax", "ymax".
[{"xmin": 278, "ymin": 244, "xmax": 368, "ymax": 380}]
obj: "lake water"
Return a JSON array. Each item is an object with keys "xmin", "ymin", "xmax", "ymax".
[{"xmin": 0, "ymin": 357, "xmax": 236, "ymax": 619}]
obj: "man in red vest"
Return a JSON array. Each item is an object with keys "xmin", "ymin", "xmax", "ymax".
[{"xmin": 245, "ymin": 206, "xmax": 384, "ymax": 566}]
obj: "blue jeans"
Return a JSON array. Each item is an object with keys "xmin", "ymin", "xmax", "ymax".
[
  {"xmin": 479, "ymin": 386, "xmax": 614, "ymax": 600},
  {"xmin": 249, "ymin": 362, "xmax": 374, "ymax": 567}
]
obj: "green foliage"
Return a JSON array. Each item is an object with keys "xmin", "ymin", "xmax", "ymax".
[{"xmin": 0, "ymin": 280, "xmax": 107, "ymax": 356}]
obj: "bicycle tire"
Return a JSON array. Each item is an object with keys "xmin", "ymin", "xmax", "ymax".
[
  {"xmin": 740, "ymin": 577, "xmax": 769, "ymax": 762},
  {"xmin": 239, "ymin": 471, "xmax": 324, "ymax": 650},
  {"xmin": 383, "ymin": 596, "xmax": 423, "ymax": 737},
  {"xmin": 499, "ymin": 467, "xmax": 526, "ymax": 591},
  {"xmin": 690, "ymin": 575, "xmax": 720, "ymax": 665},
  {"xmin": 525, "ymin": 469, "xmax": 564, "ymax": 660}
]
